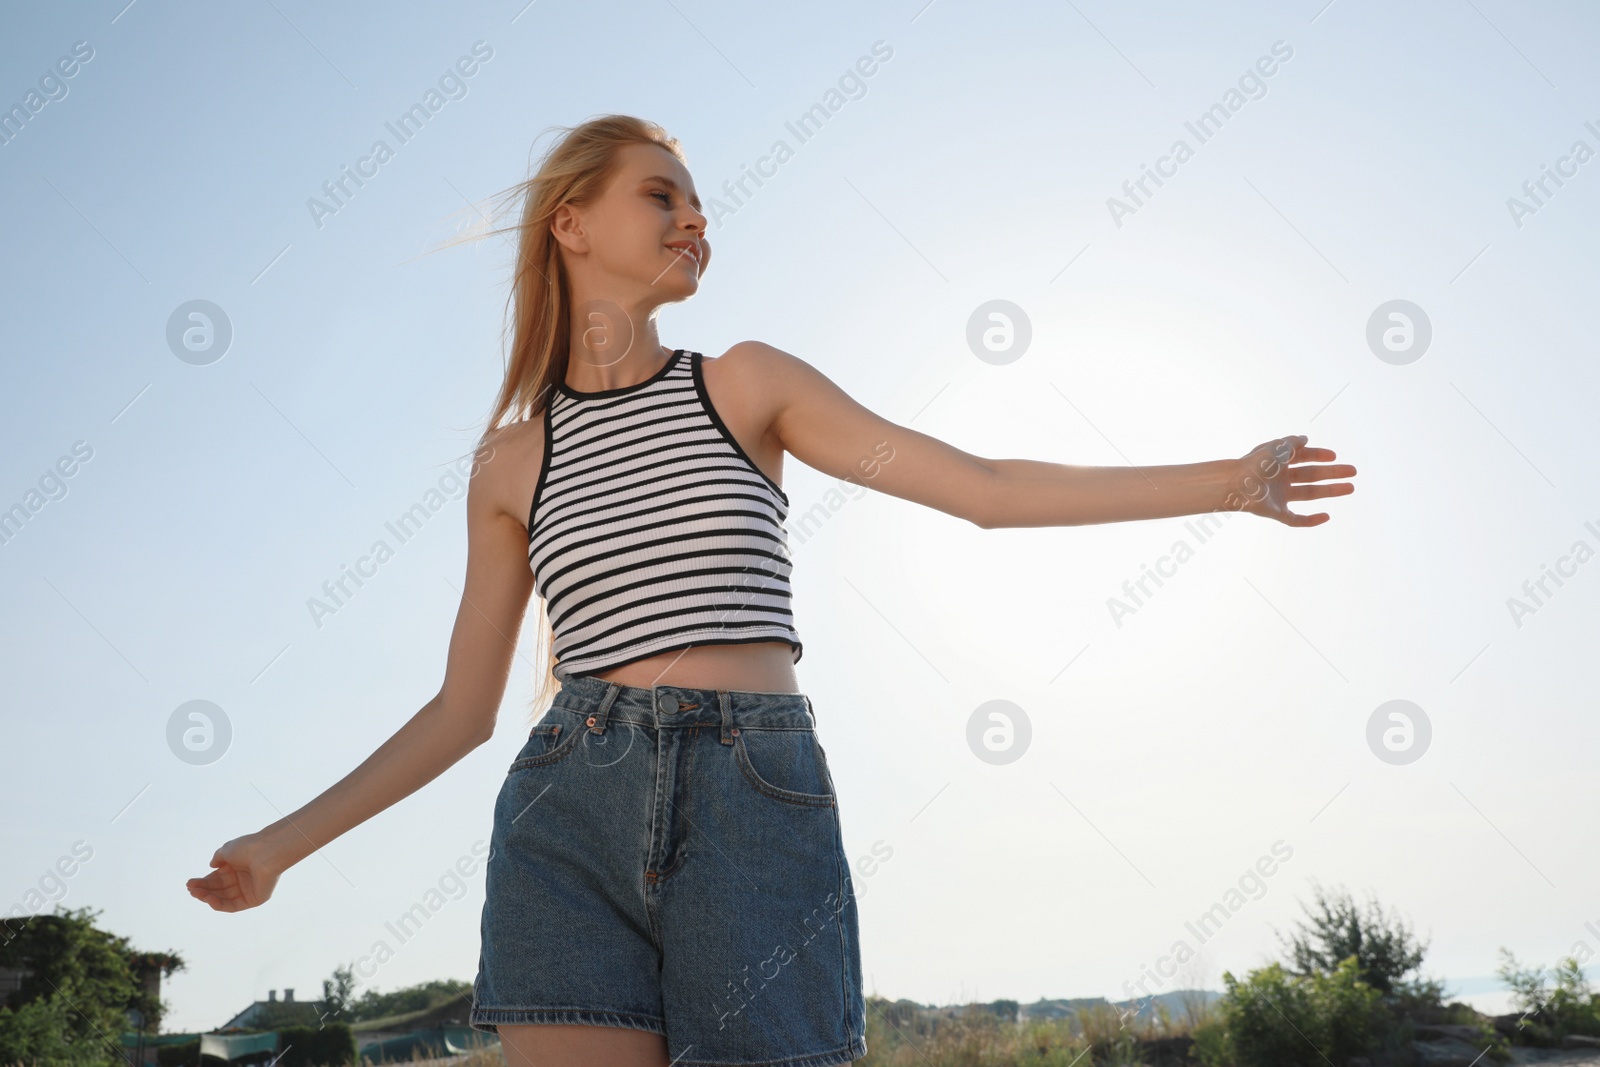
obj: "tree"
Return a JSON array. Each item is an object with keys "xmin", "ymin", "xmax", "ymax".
[
  {"xmin": 0, "ymin": 906, "xmax": 184, "ymax": 1066},
  {"xmin": 1273, "ymin": 879, "xmax": 1428, "ymax": 995},
  {"xmin": 315, "ymin": 962, "xmax": 358, "ymax": 1028},
  {"xmin": 125, "ymin": 949, "xmax": 187, "ymax": 1034}
]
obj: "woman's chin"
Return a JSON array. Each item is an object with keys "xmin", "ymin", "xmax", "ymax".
[{"xmin": 652, "ymin": 275, "xmax": 701, "ymax": 301}]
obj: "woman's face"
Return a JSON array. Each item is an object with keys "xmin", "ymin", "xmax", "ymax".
[{"xmin": 553, "ymin": 142, "xmax": 711, "ymax": 307}]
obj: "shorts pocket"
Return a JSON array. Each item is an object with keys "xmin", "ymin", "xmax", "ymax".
[
  {"xmin": 508, "ymin": 713, "xmax": 584, "ymax": 772},
  {"xmin": 732, "ymin": 727, "xmax": 835, "ymax": 807}
]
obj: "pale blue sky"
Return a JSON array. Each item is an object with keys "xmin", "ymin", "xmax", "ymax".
[{"xmin": 3, "ymin": 0, "xmax": 1598, "ymax": 1035}]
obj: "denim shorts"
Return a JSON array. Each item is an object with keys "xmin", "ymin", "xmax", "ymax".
[{"xmin": 469, "ymin": 668, "xmax": 868, "ymax": 1067}]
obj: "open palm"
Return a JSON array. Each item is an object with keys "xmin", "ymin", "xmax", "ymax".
[
  {"xmin": 1233, "ymin": 434, "xmax": 1357, "ymax": 527},
  {"xmin": 186, "ymin": 834, "xmax": 281, "ymax": 913}
]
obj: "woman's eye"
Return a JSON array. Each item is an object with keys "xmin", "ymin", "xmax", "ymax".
[{"xmin": 651, "ymin": 190, "xmax": 671, "ymax": 205}]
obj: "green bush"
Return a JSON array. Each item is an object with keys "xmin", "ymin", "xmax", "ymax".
[
  {"xmin": 1196, "ymin": 956, "xmax": 1385, "ymax": 1067},
  {"xmin": 0, "ymin": 908, "xmax": 156, "ymax": 1067},
  {"xmin": 1496, "ymin": 948, "xmax": 1600, "ymax": 1042},
  {"xmin": 1275, "ymin": 880, "xmax": 1428, "ymax": 996},
  {"xmin": 1190, "ymin": 1014, "xmax": 1231, "ymax": 1066},
  {"xmin": 275, "ymin": 1022, "xmax": 357, "ymax": 1067},
  {"xmin": 154, "ymin": 1039, "xmax": 203, "ymax": 1067},
  {"xmin": 0, "ymin": 992, "xmax": 91, "ymax": 1066}
]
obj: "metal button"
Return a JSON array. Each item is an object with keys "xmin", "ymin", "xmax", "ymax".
[
  {"xmin": 585, "ymin": 715, "xmax": 596, "ymax": 726},
  {"xmin": 731, "ymin": 727, "xmax": 740, "ymax": 736}
]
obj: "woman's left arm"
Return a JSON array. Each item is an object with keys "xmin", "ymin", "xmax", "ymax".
[{"xmin": 729, "ymin": 341, "xmax": 1356, "ymax": 529}]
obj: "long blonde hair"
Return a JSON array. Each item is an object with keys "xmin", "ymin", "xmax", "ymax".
[{"xmin": 454, "ymin": 114, "xmax": 687, "ymax": 718}]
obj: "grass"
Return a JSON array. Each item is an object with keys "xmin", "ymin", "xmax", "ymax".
[
  {"xmin": 342, "ymin": 996, "xmax": 1207, "ymax": 1067},
  {"xmin": 856, "ymin": 994, "xmax": 1212, "ymax": 1067}
]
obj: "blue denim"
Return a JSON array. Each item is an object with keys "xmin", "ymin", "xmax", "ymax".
[{"xmin": 469, "ymin": 667, "xmax": 867, "ymax": 1067}]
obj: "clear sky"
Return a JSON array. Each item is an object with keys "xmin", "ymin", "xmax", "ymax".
[{"xmin": 3, "ymin": 0, "xmax": 1597, "ymax": 1035}]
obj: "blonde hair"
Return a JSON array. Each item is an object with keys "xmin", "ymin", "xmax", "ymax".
[{"xmin": 447, "ymin": 114, "xmax": 687, "ymax": 718}]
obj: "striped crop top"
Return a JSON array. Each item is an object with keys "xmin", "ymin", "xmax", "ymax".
[{"xmin": 527, "ymin": 348, "xmax": 802, "ymax": 676}]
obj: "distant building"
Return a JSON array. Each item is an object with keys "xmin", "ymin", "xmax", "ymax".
[
  {"xmin": 221, "ymin": 987, "xmax": 321, "ymax": 1030},
  {"xmin": 0, "ymin": 965, "xmax": 32, "ymax": 998}
]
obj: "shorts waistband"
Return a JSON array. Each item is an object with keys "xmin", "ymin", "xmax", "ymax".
[{"xmin": 550, "ymin": 665, "xmax": 816, "ymax": 733}]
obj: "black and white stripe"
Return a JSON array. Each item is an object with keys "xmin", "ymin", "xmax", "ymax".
[{"xmin": 527, "ymin": 349, "xmax": 802, "ymax": 676}]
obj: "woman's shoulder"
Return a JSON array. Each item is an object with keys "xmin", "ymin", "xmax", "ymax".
[
  {"xmin": 706, "ymin": 339, "xmax": 806, "ymax": 366},
  {"xmin": 477, "ymin": 414, "xmax": 545, "ymax": 469},
  {"xmin": 470, "ymin": 416, "xmax": 546, "ymax": 524},
  {"xmin": 702, "ymin": 340, "xmax": 818, "ymax": 389}
]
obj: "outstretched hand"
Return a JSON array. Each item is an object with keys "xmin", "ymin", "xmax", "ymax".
[
  {"xmin": 186, "ymin": 833, "xmax": 283, "ymax": 913},
  {"xmin": 1229, "ymin": 435, "xmax": 1356, "ymax": 527}
]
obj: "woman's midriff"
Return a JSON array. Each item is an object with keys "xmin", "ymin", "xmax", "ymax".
[{"xmin": 588, "ymin": 640, "xmax": 800, "ymax": 694}]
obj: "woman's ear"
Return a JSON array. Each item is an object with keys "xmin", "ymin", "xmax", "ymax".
[{"xmin": 549, "ymin": 202, "xmax": 587, "ymax": 254}]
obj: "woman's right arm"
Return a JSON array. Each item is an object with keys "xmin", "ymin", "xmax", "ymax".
[{"xmin": 186, "ymin": 435, "xmax": 537, "ymax": 912}]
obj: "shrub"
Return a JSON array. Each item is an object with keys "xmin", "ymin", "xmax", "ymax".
[
  {"xmin": 154, "ymin": 1040, "xmax": 201, "ymax": 1067},
  {"xmin": 1196, "ymin": 956, "xmax": 1384, "ymax": 1067},
  {"xmin": 1275, "ymin": 880, "xmax": 1428, "ymax": 996},
  {"xmin": 1496, "ymin": 948, "xmax": 1600, "ymax": 1041},
  {"xmin": 275, "ymin": 1021, "xmax": 357, "ymax": 1067}
]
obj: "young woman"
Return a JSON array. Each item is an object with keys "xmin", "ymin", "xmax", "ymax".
[{"xmin": 187, "ymin": 115, "xmax": 1355, "ymax": 1067}]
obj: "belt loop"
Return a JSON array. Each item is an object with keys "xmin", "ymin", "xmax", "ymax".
[
  {"xmin": 587, "ymin": 681, "xmax": 621, "ymax": 734},
  {"xmin": 718, "ymin": 690, "xmax": 735, "ymax": 745}
]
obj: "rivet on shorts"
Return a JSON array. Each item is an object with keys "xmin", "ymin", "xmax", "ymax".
[
  {"xmin": 551, "ymin": 725, "xmax": 560, "ymax": 734},
  {"xmin": 730, "ymin": 727, "xmax": 740, "ymax": 736},
  {"xmin": 586, "ymin": 715, "xmax": 596, "ymax": 726}
]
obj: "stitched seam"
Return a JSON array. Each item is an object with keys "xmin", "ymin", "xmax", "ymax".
[
  {"xmin": 507, "ymin": 726, "xmax": 584, "ymax": 771},
  {"xmin": 655, "ymin": 725, "xmax": 699, "ymax": 883},
  {"xmin": 666, "ymin": 1034, "xmax": 867, "ymax": 1067},
  {"xmin": 833, "ymin": 803, "xmax": 851, "ymax": 1043},
  {"xmin": 643, "ymin": 712, "xmax": 668, "ymax": 947},
  {"xmin": 733, "ymin": 734, "xmax": 835, "ymax": 807}
]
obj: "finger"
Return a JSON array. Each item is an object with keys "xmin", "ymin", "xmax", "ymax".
[
  {"xmin": 1267, "ymin": 437, "xmax": 1301, "ymax": 459},
  {"xmin": 188, "ymin": 886, "xmax": 224, "ymax": 909},
  {"xmin": 1284, "ymin": 437, "xmax": 1323, "ymax": 461},
  {"xmin": 1279, "ymin": 509, "xmax": 1330, "ymax": 527},
  {"xmin": 1287, "ymin": 482, "xmax": 1355, "ymax": 500},
  {"xmin": 1286, "ymin": 448, "xmax": 1339, "ymax": 464},
  {"xmin": 206, "ymin": 882, "xmax": 243, "ymax": 910},
  {"xmin": 195, "ymin": 867, "xmax": 241, "ymax": 899},
  {"xmin": 1288, "ymin": 464, "xmax": 1356, "ymax": 481}
]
